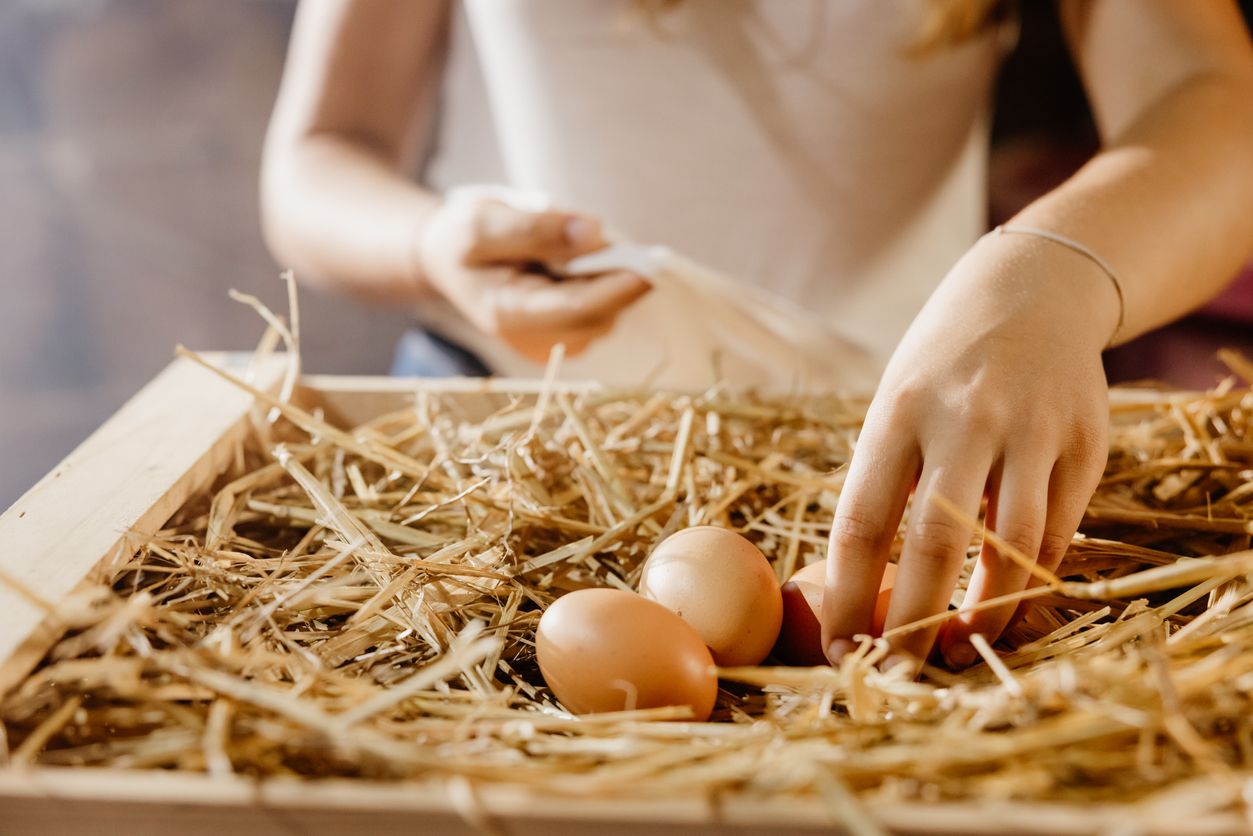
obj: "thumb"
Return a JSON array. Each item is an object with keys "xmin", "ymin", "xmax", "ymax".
[{"xmin": 466, "ymin": 201, "xmax": 606, "ymax": 265}]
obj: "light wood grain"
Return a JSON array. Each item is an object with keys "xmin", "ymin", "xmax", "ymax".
[
  {"xmin": 0, "ymin": 767, "xmax": 1244, "ymax": 836},
  {"xmin": 0, "ymin": 352, "xmax": 288, "ymax": 697},
  {"xmin": 298, "ymin": 373, "xmax": 598, "ymax": 427}
]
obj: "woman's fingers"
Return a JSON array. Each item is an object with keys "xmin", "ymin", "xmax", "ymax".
[
  {"xmin": 494, "ymin": 269, "xmax": 651, "ymax": 329},
  {"xmin": 1002, "ymin": 435, "xmax": 1108, "ymax": 632},
  {"xmin": 466, "ymin": 201, "xmax": 606, "ymax": 264},
  {"xmin": 822, "ymin": 420, "xmax": 919, "ymax": 664},
  {"xmin": 939, "ymin": 454, "xmax": 1051, "ymax": 668},
  {"xmin": 423, "ymin": 198, "xmax": 650, "ymax": 361},
  {"xmin": 491, "ymin": 269, "xmax": 651, "ymax": 361},
  {"xmin": 880, "ymin": 444, "xmax": 997, "ymax": 672},
  {"xmin": 938, "ymin": 415, "xmax": 1105, "ymax": 667},
  {"xmin": 827, "ymin": 407, "xmax": 1104, "ymax": 675}
]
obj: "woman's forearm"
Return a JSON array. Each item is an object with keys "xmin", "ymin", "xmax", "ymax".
[
  {"xmin": 1010, "ymin": 69, "xmax": 1253, "ymax": 345},
  {"xmin": 260, "ymin": 0, "xmax": 451, "ymax": 304},
  {"xmin": 1015, "ymin": 0, "xmax": 1253, "ymax": 346},
  {"xmin": 261, "ymin": 134, "xmax": 441, "ymax": 304}
]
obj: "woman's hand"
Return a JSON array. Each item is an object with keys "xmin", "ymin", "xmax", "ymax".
[
  {"xmin": 418, "ymin": 197, "xmax": 652, "ymax": 363},
  {"xmin": 817, "ymin": 0, "xmax": 1253, "ymax": 676},
  {"xmin": 821, "ymin": 230, "xmax": 1120, "ymax": 674}
]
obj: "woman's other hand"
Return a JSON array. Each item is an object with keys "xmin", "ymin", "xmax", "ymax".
[
  {"xmin": 821, "ymin": 0, "xmax": 1253, "ymax": 676},
  {"xmin": 418, "ymin": 198, "xmax": 651, "ymax": 363},
  {"xmin": 821, "ymin": 231, "xmax": 1116, "ymax": 675}
]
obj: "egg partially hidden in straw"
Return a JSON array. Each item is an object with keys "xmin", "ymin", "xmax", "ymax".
[
  {"xmin": 536, "ymin": 588, "xmax": 718, "ymax": 720},
  {"xmin": 773, "ymin": 559, "xmax": 897, "ymax": 666},
  {"xmin": 638, "ymin": 526, "xmax": 783, "ymax": 667}
]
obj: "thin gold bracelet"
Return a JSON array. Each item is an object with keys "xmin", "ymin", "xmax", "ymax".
[{"xmin": 983, "ymin": 224, "xmax": 1126, "ymax": 344}]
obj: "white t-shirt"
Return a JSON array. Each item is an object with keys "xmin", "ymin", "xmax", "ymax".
[{"xmin": 423, "ymin": 0, "xmax": 1008, "ymax": 389}]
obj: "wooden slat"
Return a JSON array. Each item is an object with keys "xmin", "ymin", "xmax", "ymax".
[
  {"xmin": 0, "ymin": 767, "xmax": 1244, "ymax": 836},
  {"xmin": 298, "ymin": 373, "xmax": 598, "ymax": 428},
  {"xmin": 0, "ymin": 352, "xmax": 288, "ymax": 696}
]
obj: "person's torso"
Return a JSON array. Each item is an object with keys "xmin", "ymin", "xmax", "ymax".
[{"xmin": 425, "ymin": 0, "xmax": 1008, "ymax": 386}]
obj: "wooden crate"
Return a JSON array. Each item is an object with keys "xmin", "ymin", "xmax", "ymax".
[{"xmin": 0, "ymin": 354, "xmax": 1245, "ymax": 836}]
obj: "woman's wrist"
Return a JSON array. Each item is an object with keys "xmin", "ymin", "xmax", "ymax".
[
  {"xmin": 408, "ymin": 196, "xmax": 446, "ymax": 300},
  {"xmin": 961, "ymin": 225, "xmax": 1124, "ymax": 353},
  {"xmin": 983, "ymin": 225, "xmax": 1125, "ymax": 344}
]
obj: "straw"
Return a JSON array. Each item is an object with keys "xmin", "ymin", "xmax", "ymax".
[{"xmin": 10, "ymin": 334, "xmax": 1253, "ymax": 819}]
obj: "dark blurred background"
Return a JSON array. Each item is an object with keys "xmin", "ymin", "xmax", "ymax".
[
  {"xmin": 0, "ymin": 0, "xmax": 414, "ymax": 509},
  {"xmin": 1, "ymin": 0, "xmax": 1252, "ymax": 511}
]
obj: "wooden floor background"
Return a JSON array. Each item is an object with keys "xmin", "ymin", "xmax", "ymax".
[{"xmin": 0, "ymin": 0, "xmax": 413, "ymax": 511}]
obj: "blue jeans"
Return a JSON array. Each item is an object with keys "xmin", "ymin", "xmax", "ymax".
[{"xmin": 389, "ymin": 328, "xmax": 492, "ymax": 378}]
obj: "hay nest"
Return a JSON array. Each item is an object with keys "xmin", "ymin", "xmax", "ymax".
[{"xmin": 8, "ymin": 319, "xmax": 1253, "ymax": 821}]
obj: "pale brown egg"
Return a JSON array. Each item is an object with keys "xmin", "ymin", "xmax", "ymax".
[
  {"xmin": 773, "ymin": 559, "xmax": 897, "ymax": 666},
  {"xmin": 535, "ymin": 587, "xmax": 718, "ymax": 720},
  {"xmin": 638, "ymin": 526, "xmax": 783, "ymax": 667}
]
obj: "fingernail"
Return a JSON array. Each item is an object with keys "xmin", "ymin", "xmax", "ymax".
[
  {"xmin": 945, "ymin": 642, "xmax": 977, "ymax": 670},
  {"xmin": 826, "ymin": 639, "xmax": 856, "ymax": 666},
  {"xmin": 565, "ymin": 217, "xmax": 595, "ymax": 248},
  {"xmin": 882, "ymin": 655, "xmax": 918, "ymax": 678}
]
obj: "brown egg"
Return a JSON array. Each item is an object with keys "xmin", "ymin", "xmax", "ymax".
[
  {"xmin": 774, "ymin": 559, "xmax": 897, "ymax": 666},
  {"xmin": 638, "ymin": 526, "xmax": 783, "ymax": 667},
  {"xmin": 535, "ymin": 588, "xmax": 718, "ymax": 720}
]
